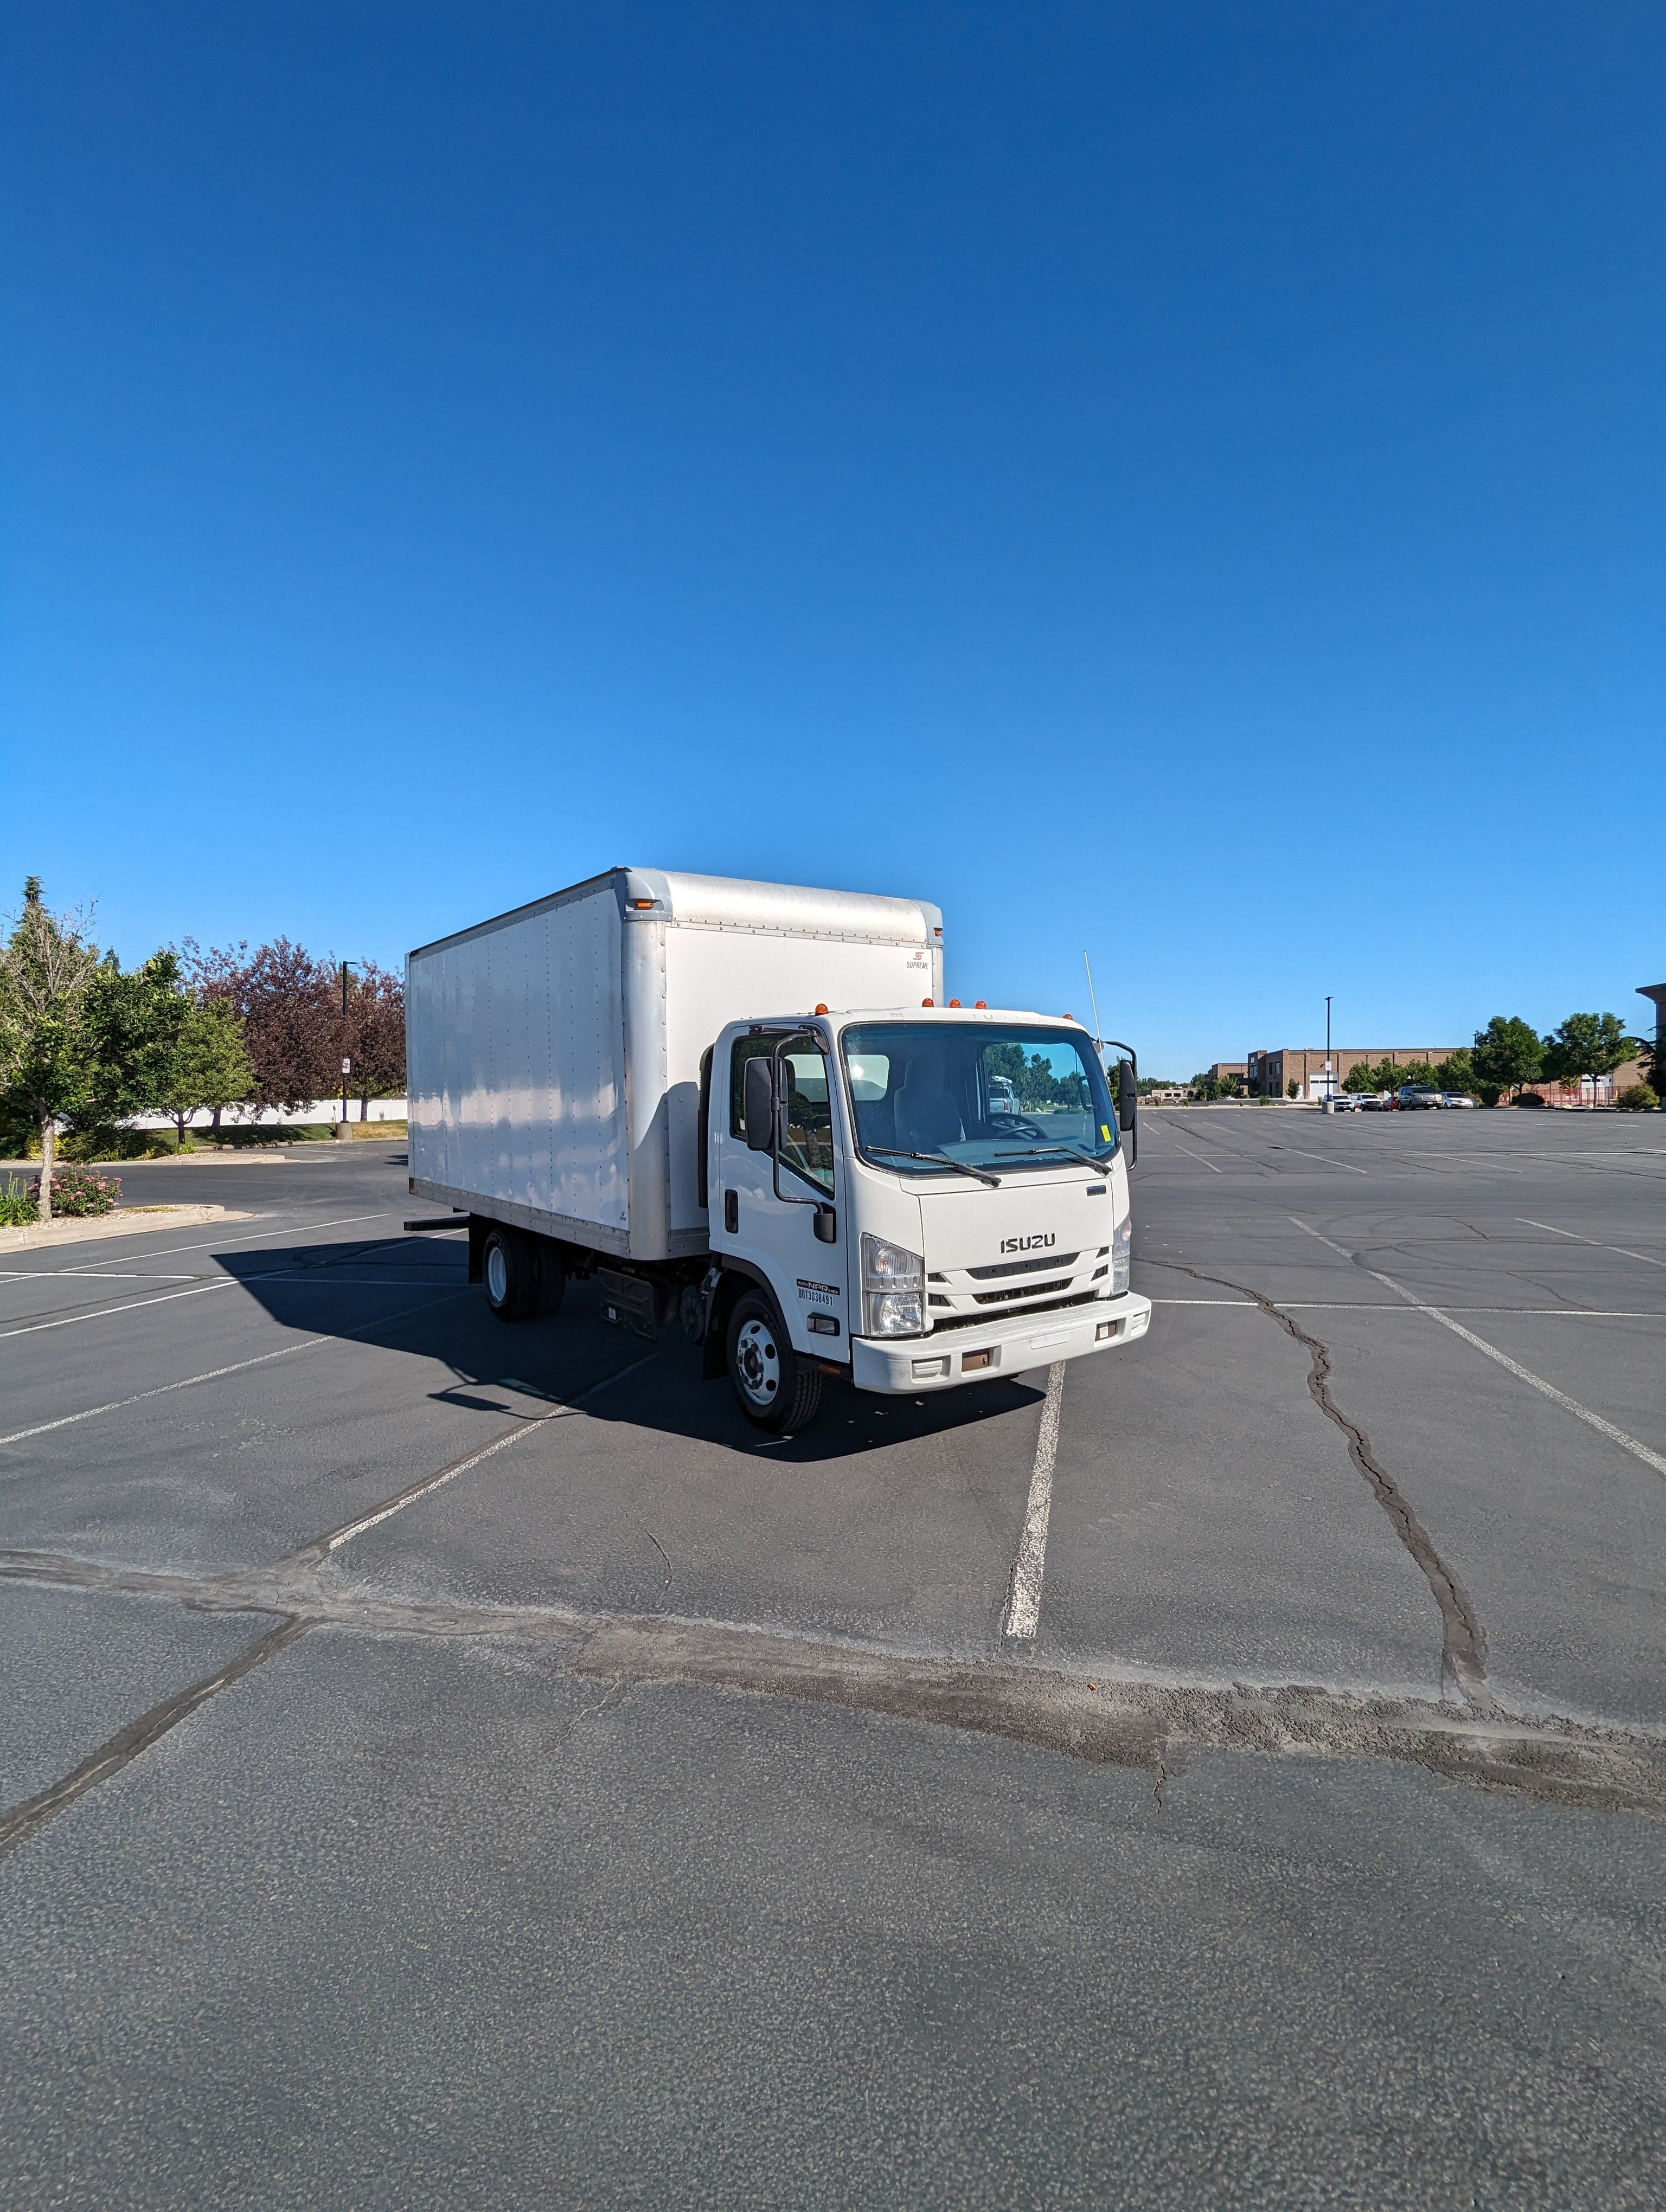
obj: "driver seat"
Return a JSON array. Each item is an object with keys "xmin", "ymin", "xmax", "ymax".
[{"xmin": 894, "ymin": 1065, "xmax": 965, "ymax": 1153}]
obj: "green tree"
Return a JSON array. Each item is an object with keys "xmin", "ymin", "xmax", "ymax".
[
  {"xmin": 158, "ymin": 998, "xmax": 254, "ymax": 1148},
  {"xmin": 75, "ymin": 950, "xmax": 191, "ymax": 1129},
  {"xmin": 1433, "ymin": 1049, "xmax": 1476, "ymax": 1096},
  {"xmin": 0, "ymin": 879, "xmax": 102, "ymax": 1219},
  {"xmin": 1472, "ymin": 1015, "xmax": 1543, "ymax": 1102},
  {"xmin": 1639, "ymin": 1032, "xmax": 1663, "ymax": 1103},
  {"xmin": 1540, "ymin": 1012, "xmax": 1642, "ymax": 1095}
]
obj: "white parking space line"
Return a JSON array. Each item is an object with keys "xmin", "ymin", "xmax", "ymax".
[
  {"xmin": 33, "ymin": 1211, "xmax": 398, "ymax": 1272},
  {"xmin": 0, "ymin": 1285, "xmax": 477, "ymax": 1452},
  {"xmin": 0, "ymin": 1270, "xmax": 200, "ymax": 1281},
  {"xmin": 1162, "ymin": 1140, "xmax": 1222, "ymax": 1173},
  {"xmin": 0, "ymin": 1252, "xmax": 456, "ymax": 1343},
  {"xmin": 1517, "ymin": 1218, "xmax": 1665, "ymax": 1269},
  {"xmin": 246, "ymin": 1274, "xmax": 466, "ymax": 1287},
  {"xmin": 1150, "ymin": 1297, "xmax": 1664, "ymax": 1315},
  {"xmin": 1291, "ymin": 1218, "xmax": 1666, "ymax": 1481},
  {"xmin": 1002, "ymin": 1361, "xmax": 1066, "ymax": 1641},
  {"xmin": 322, "ymin": 1351, "xmax": 659, "ymax": 1552},
  {"xmin": 0, "ymin": 1277, "xmax": 239, "ymax": 1339},
  {"xmin": 1268, "ymin": 1144, "xmax": 1370, "ymax": 1176}
]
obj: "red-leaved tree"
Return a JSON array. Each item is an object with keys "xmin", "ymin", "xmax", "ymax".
[
  {"xmin": 181, "ymin": 938, "xmax": 337, "ymax": 1114},
  {"xmin": 180, "ymin": 940, "xmax": 405, "ymax": 1118}
]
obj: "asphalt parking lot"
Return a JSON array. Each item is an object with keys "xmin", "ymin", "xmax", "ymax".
[{"xmin": 3, "ymin": 1111, "xmax": 1664, "ymax": 2208}]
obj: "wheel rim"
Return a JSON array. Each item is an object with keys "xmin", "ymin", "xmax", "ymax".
[
  {"xmin": 735, "ymin": 1315, "xmax": 780, "ymax": 1405},
  {"xmin": 485, "ymin": 1243, "xmax": 508, "ymax": 1304}
]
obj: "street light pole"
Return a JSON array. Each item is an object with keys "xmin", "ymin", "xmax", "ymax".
[
  {"xmin": 338, "ymin": 961, "xmax": 357, "ymax": 1133},
  {"xmin": 1325, "ymin": 994, "xmax": 1333, "ymax": 1102}
]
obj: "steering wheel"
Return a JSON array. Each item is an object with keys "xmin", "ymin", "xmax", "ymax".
[{"xmin": 991, "ymin": 1113, "xmax": 1049, "ymax": 1140}]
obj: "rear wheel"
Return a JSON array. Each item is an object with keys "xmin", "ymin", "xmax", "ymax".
[
  {"xmin": 482, "ymin": 1226, "xmax": 538, "ymax": 1321},
  {"xmin": 726, "ymin": 1289, "xmax": 822, "ymax": 1432}
]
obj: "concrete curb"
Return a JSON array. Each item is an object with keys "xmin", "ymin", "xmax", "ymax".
[{"xmin": 0, "ymin": 1204, "xmax": 252, "ymax": 1253}]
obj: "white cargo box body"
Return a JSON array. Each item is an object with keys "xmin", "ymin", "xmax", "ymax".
[{"xmin": 407, "ymin": 867, "xmax": 945, "ymax": 1261}]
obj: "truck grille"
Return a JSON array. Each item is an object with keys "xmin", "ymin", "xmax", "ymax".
[
  {"xmin": 972, "ymin": 1277, "xmax": 1072, "ymax": 1305},
  {"xmin": 932, "ymin": 1291, "xmax": 1099, "ymax": 1333},
  {"xmin": 965, "ymin": 1251, "xmax": 1079, "ymax": 1281}
]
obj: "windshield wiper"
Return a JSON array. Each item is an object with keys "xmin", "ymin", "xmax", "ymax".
[
  {"xmin": 866, "ymin": 1146, "xmax": 1002, "ymax": 1188},
  {"xmin": 994, "ymin": 1145, "xmax": 1113, "ymax": 1174}
]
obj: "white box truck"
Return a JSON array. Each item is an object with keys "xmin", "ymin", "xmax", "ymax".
[{"xmin": 407, "ymin": 867, "xmax": 1151, "ymax": 1431}]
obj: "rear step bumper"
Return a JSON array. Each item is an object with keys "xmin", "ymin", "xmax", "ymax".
[{"xmin": 851, "ymin": 1292, "xmax": 1152, "ymax": 1393}]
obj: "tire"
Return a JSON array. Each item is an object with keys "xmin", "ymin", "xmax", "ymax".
[
  {"xmin": 726, "ymin": 1289, "xmax": 823, "ymax": 1432},
  {"xmin": 482, "ymin": 1225, "xmax": 538, "ymax": 1321},
  {"xmin": 537, "ymin": 1243, "xmax": 567, "ymax": 1317}
]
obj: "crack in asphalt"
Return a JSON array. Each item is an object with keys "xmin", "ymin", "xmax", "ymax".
[
  {"xmin": 1141, "ymin": 1257, "xmax": 1491, "ymax": 1706},
  {"xmin": 2, "ymin": 1548, "xmax": 1663, "ymax": 1823},
  {"xmin": 636, "ymin": 1521, "xmax": 674, "ymax": 1608},
  {"xmin": 0, "ymin": 1611, "xmax": 309, "ymax": 1863}
]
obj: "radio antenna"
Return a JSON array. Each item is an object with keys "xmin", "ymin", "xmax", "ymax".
[{"xmin": 1082, "ymin": 950, "xmax": 1104, "ymax": 1052}]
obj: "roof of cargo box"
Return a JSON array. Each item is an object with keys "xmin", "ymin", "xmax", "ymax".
[{"xmin": 408, "ymin": 867, "xmax": 944, "ymax": 959}]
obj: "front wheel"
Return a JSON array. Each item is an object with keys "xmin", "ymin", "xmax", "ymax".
[{"xmin": 726, "ymin": 1290, "xmax": 823, "ymax": 1432}]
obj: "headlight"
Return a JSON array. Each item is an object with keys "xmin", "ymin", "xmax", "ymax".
[
  {"xmin": 1111, "ymin": 1214, "xmax": 1131, "ymax": 1295},
  {"xmin": 861, "ymin": 1233, "xmax": 925, "ymax": 1337}
]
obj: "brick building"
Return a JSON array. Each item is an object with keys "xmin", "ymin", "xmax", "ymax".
[{"xmin": 1246, "ymin": 1046, "xmax": 1461, "ymax": 1101}]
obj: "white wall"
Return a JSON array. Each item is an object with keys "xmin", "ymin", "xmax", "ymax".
[{"xmin": 127, "ymin": 1098, "xmax": 409, "ymax": 1129}]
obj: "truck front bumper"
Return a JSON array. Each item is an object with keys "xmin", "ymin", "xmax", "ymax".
[{"xmin": 850, "ymin": 1292, "xmax": 1152, "ymax": 1394}]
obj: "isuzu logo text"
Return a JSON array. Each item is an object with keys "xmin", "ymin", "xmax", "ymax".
[{"xmin": 999, "ymin": 1233, "xmax": 1056, "ymax": 1254}]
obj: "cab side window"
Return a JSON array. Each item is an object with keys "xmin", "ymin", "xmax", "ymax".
[
  {"xmin": 780, "ymin": 1050, "xmax": 834, "ymax": 1194},
  {"xmin": 728, "ymin": 1036, "xmax": 834, "ymax": 1194}
]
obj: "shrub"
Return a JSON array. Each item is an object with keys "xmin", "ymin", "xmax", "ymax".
[
  {"xmin": 59, "ymin": 1124, "xmax": 171, "ymax": 1162},
  {"xmin": 0, "ymin": 1176, "xmax": 37, "ymax": 1226},
  {"xmin": 47, "ymin": 1163, "xmax": 122, "ymax": 1216},
  {"xmin": 1617, "ymin": 1084, "xmax": 1659, "ymax": 1112}
]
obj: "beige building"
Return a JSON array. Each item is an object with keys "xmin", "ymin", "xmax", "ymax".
[{"xmin": 1246, "ymin": 1046, "xmax": 1460, "ymax": 1100}]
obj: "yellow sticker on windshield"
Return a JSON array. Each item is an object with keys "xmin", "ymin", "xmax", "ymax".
[{"xmin": 1101, "ymin": 1123, "xmax": 1111, "ymax": 1140}]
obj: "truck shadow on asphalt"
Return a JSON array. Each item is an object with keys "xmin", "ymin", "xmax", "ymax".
[{"xmin": 223, "ymin": 1250, "xmax": 1049, "ymax": 1468}]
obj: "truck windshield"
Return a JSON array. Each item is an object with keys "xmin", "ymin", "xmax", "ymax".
[{"xmin": 841, "ymin": 1024, "xmax": 1118, "ymax": 1177}]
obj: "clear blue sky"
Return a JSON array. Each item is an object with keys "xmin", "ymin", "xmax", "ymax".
[{"xmin": 3, "ymin": 4, "xmax": 1661, "ymax": 1076}]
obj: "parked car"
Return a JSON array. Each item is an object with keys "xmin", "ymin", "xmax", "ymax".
[
  {"xmin": 1396, "ymin": 1085, "xmax": 1443, "ymax": 1110},
  {"xmin": 1356, "ymin": 1091, "xmax": 1393, "ymax": 1111},
  {"xmin": 1329, "ymin": 1092, "xmax": 1362, "ymax": 1111},
  {"xmin": 1440, "ymin": 1092, "xmax": 1477, "ymax": 1109}
]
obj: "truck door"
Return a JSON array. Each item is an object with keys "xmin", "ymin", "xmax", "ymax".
[{"xmin": 713, "ymin": 1031, "xmax": 846, "ymax": 1357}]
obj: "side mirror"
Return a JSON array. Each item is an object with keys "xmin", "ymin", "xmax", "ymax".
[
  {"xmin": 743, "ymin": 1056, "xmax": 781, "ymax": 1152},
  {"xmin": 1116, "ymin": 1060, "xmax": 1137, "ymax": 1132}
]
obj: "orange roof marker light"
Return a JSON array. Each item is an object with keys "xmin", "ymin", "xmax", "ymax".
[
  {"xmin": 975, "ymin": 1000, "xmax": 987, "ymax": 1009},
  {"xmin": 814, "ymin": 1002, "xmax": 829, "ymax": 1015},
  {"xmin": 948, "ymin": 998, "xmax": 962, "ymax": 1007},
  {"xmin": 921, "ymin": 998, "xmax": 934, "ymax": 1007}
]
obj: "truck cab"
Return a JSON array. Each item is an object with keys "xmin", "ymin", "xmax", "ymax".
[{"xmin": 703, "ymin": 1005, "xmax": 1151, "ymax": 1427}]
